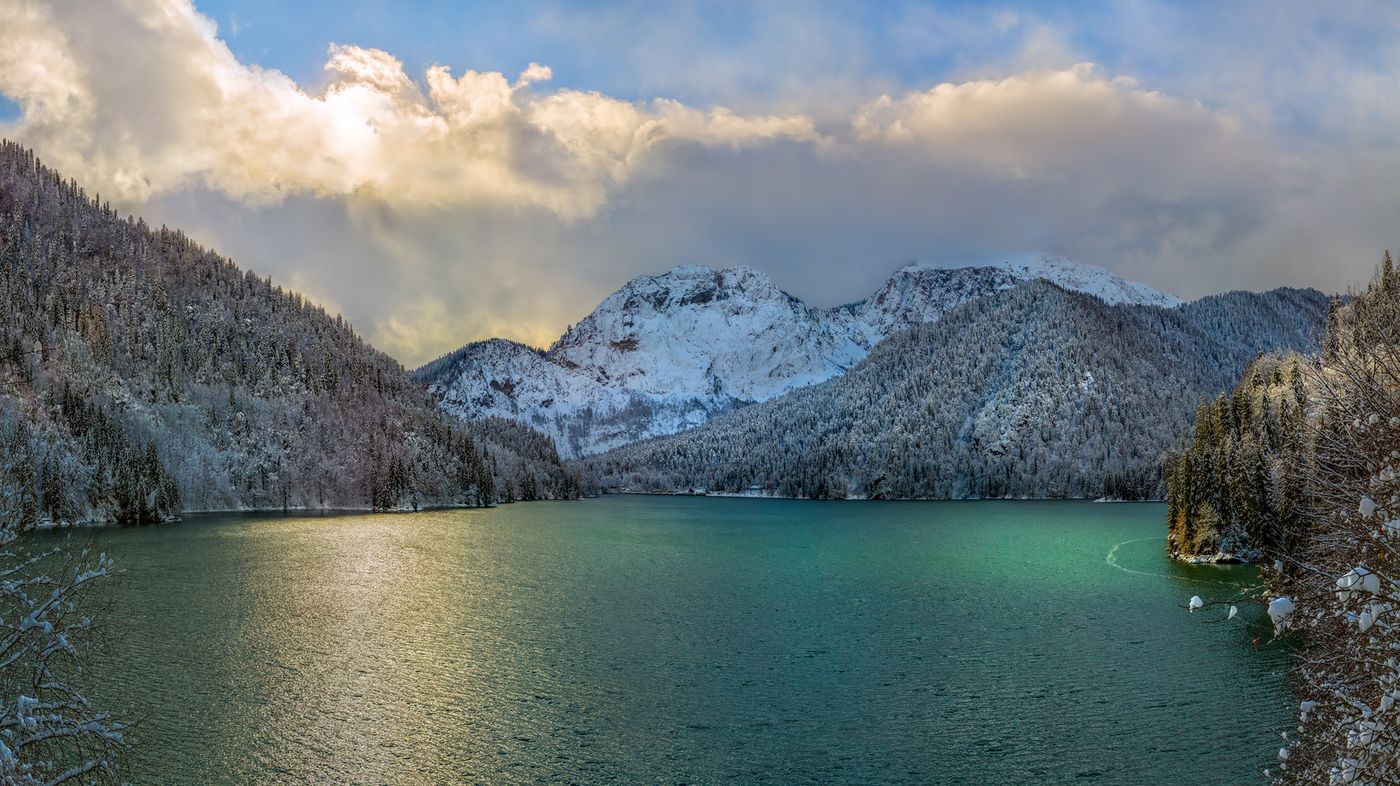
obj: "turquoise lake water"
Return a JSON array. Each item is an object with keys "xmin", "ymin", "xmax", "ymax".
[{"xmin": 54, "ymin": 496, "xmax": 1290, "ymax": 784}]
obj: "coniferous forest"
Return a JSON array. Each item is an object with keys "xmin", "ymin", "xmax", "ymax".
[
  {"xmin": 1164, "ymin": 352, "xmax": 1312, "ymax": 562},
  {"xmin": 0, "ymin": 140, "xmax": 583, "ymax": 527}
]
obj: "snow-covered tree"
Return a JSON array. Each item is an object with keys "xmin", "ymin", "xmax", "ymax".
[
  {"xmin": 0, "ymin": 538, "xmax": 126, "ymax": 784},
  {"xmin": 1177, "ymin": 259, "xmax": 1400, "ymax": 783},
  {"xmin": 1166, "ymin": 352, "xmax": 1311, "ymax": 562}
]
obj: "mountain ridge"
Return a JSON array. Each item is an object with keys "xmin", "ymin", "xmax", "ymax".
[
  {"xmin": 416, "ymin": 255, "xmax": 1189, "ymax": 457},
  {"xmin": 580, "ymin": 281, "xmax": 1329, "ymax": 499}
]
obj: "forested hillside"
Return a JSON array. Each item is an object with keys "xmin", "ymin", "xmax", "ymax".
[
  {"xmin": 581, "ymin": 281, "xmax": 1327, "ymax": 499},
  {"xmin": 0, "ymin": 140, "xmax": 581, "ymax": 527}
]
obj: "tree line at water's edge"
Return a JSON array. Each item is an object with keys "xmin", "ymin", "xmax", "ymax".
[
  {"xmin": 1165, "ymin": 350, "xmax": 1312, "ymax": 562},
  {"xmin": 1168, "ymin": 255, "xmax": 1400, "ymax": 784}
]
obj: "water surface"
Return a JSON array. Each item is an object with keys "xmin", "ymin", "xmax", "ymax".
[{"xmin": 59, "ymin": 497, "xmax": 1288, "ymax": 784}]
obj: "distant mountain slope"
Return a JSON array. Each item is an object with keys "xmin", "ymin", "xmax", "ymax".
[
  {"xmin": 417, "ymin": 255, "xmax": 1185, "ymax": 457},
  {"xmin": 579, "ymin": 282, "xmax": 1329, "ymax": 499},
  {"xmin": 0, "ymin": 140, "xmax": 580, "ymax": 527}
]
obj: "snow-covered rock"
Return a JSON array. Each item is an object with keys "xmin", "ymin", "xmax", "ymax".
[
  {"xmin": 415, "ymin": 338, "xmax": 733, "ymax": 459},
  {"xmin": 417, "ymin": 255, "xmax": 1184, "ymax": 457},
  {"xmin": 1269, "ymin": 596, "xmax": 1296, "ymax": 627},
  {"xmin": 850, "ymin": 264, "xmax": 1021, "ymax": 338}
]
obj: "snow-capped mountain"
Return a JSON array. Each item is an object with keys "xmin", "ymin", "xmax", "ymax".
[
  {"xmin": 851, "ymin": 256, "xmax": 1181, "ymax": 337},
  {"xmin": 417, "ymin": 266, "xmax": 871, "ymax": 456},
  {"xmin": 548, "ymin": 265, "xmax": 870, "ymax": 402},
  {"xmin": 416, "ymin": 337, "xmax": 727, "ymax": 457},
  {"xmin": 416, "ymin": 255, "xmax": 1184, "ymax": 457},
  {"xmin": 583, "ymin": 284, "xmax": 1329, "ymax": 500}
]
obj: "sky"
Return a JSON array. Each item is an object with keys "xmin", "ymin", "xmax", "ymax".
[{"xmin": 2, "ymin": 1, "xmax": 1399, "ymax": 366}]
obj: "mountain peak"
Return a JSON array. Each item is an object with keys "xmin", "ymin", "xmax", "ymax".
[
  {"xmin": 545, "ymin": 260, "xmax": 859, "ymax": 407},
  {"xmin": 627, "ymin": 263, "xmax": 773, "ymax": 286},
  {"xmin": 648, "ymin": 263, "xmax": 721, "ymax": 280}
]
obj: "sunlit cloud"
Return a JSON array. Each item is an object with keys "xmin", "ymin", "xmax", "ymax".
[
  {"xmin": 0, "ymin": 0, "xmax": 820, "ymax": 217},
  {"xmin": 853, "ymin": 65, "xmax": 1249, "ymax": 182}
]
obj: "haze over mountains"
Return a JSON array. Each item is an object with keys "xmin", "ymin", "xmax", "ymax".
[{"xmin": 415, "ymin": 255, "xmax": 1190, "ymax": 458}]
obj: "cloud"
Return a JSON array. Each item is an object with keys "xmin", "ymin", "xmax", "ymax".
[
  {"xmin": 0, "ymin": 1, "xmax": 93, "ymax": 169},
  {"xmin": 2, "ymin": 0, "xmax": 1397, "ymax": 367},
  {"xmin": 0, "ymin": 0, "xmax": 821, "ymax": 217},
  {"xmin": 516, "ymin": 62, "xmax": 553, "ymax": 86},
  {"xmin": 852, "ymin": 64, "xmax": 1251, "ymax": 185}
]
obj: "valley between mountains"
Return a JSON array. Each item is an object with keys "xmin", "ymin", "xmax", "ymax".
[{"xmin": 1, "ymin": 139, "xmax": 1328, "ymax": 517}]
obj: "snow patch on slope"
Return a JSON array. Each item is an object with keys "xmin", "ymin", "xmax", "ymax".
[
  {"xmin": 969, "ymin": 254, "xmax": 1183, "ymax": 308},
  {"xmin": 420, "ymin": 338, "xmax": 735, "ymax": 458}
]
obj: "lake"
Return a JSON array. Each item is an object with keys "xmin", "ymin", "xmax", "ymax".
[{"xmin": 54, "ymin": 496, "xmax": 1290, "ymax": 784}]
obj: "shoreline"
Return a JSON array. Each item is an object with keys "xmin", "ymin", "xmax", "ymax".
[
  {"xmin": 600, "ymin": 489, "xmax": 1166, "ymax": 503},
  {"xmin": 22, "ymin": 493, "xmax": 1166, "ymax": 532},
  {"xmin": 23, "ymin": 500, "xmax": 528, "ymax": 532}
]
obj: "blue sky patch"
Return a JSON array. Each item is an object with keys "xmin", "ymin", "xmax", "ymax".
[{"xmin": 0, "ymin": 95, "xmax": 21, "ymax": 124}]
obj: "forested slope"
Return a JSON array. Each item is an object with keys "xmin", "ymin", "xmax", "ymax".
[
  {"xmin": 0, "ymin": 140, "xmax": 580, "ymax": 527},
  {"xmin": 582, "ymin": 281, "xmax": 1327, "ymax": 499}
]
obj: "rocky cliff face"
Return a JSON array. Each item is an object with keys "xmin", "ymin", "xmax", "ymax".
[{"xmin": 547, "ymin": 265, "xmax": 870, "ymax": 402}]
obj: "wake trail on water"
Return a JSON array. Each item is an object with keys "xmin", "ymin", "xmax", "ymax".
[{"xmin": 1105, "ymin": 537, "xmax": 1237, "ymax": 587}]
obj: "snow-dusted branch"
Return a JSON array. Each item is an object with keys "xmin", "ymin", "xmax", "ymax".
[
  {"xmin": 0, "ymin": 527, "xmax": 126, "ymax": 785},
  {"xmin": 1263, "ymin": 263, "xmax": 1400, "ymax": 785}
]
